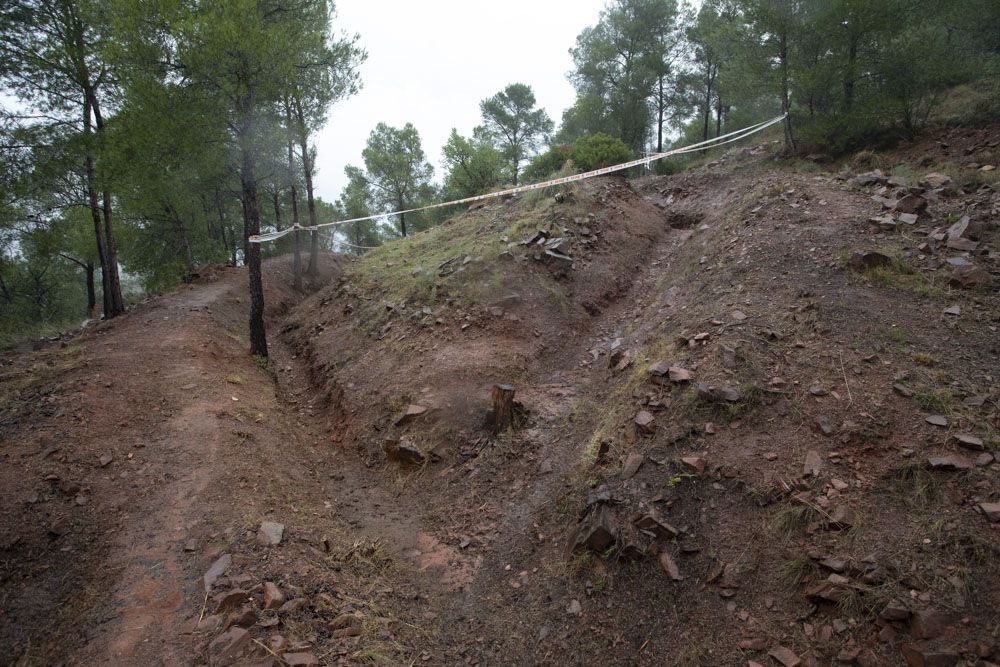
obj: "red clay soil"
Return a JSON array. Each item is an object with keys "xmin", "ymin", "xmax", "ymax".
[{"xmin": 0, "ymin": 128, "xmax": 998, "ymax": 667}]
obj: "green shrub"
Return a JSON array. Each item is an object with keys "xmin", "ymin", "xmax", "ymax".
[
  {"xmin": 569, "ymin": 133, "xmax": 632, "ymax": 172},
  {"xmin": 523, "ymin": 145, "xmax": 573, "ymax": 183}
]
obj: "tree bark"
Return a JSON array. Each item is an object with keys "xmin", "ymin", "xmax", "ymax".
[
  {"xmin": 85, "ymin": 261, "xmax": 96, "ymax": 318},
  {"xmin": 272, "ymin": 190, "xmax": 282, "ymax": 231},
  {"xmin": 779, "ymin": 32, "xmax": 796, "ymax": 154},
  {"xmin": 292, "ymin": 94, "xmax": 319, "ymax": 275},
  {"xmin": 238, "ymin": 97, "xmax": 268, "ymax": 358},
  {"xmin": 657, "ymin": 76, "xmax": 664, "ymax": 153},
  {"xmin": 285, "ymin": 101, "xmax": 303, "ymax": 291},
  {"xmin": 82, "ymin": 95, "xmax": 112, "ymax": 319},
  {"xmin": 702, "ymin": 72, "xmax": 713, "ymax": 142},
  {"xmin": 90, "ymin": 93, "xmax": 124, "ymax": 317},
  {"xmin": 491, "ymin": 384, "xmax": 516, "ymax": 433}
]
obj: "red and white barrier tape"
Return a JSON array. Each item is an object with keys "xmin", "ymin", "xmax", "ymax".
[{"xmin": 250, "ymin": 114, "xmax": 787, "ymax": 244}]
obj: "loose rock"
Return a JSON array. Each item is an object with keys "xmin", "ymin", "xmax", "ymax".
[
  {"xmin": 263, "ymin": 582, "xmax": 284, "ymax": 610},
  {"xmin": 658, "ymin": 551, "xmax": 683, "ymax": 581},
  {"xmin": 257, "ymin": 521, "xmax": 284, "ymax": 546},
  {"xmin": 203, "ymin": 554, "xmax": 232, "ymax": 591},
  {"xmin": 768, "ymin": 645, "xmax": 801, "ymax": 667}
]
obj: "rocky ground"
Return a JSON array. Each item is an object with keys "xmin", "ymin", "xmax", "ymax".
[{"xmin": 1, "ymin": 125, "xmax": 998, "ymax": 667}]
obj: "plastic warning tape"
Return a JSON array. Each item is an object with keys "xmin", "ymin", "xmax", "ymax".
[{"xmin": 250, "ymin": 114, "xmax": 787, "ymax": 243}]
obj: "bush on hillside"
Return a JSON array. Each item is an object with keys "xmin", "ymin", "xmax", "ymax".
[
  {"xmin": 523, "ymin": 145, "xmax": 573, "ymax": 183},
  {"xmin": 524, "ymin": 134, "xmax": 632, "ymax": 182},
  {"xmin": 569, "ymin": 133, "xmax": 632, "ymax": 172}
]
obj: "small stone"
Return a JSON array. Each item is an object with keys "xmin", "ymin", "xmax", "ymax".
[
  {"xmin": 768, "ymin": 645, "xmax": 801, "ymax": 667},
  {"xmin": 950, "ymin": 265, "xmax": 994, "ymax": 289},
  {"xmin": 566, "ymin": 599, "xmax": 582, "ymax": 615},
  {"xmin": 893, "ymin": 384, "xmax": 915, "ymax": 398},
  {"xmin": 975, "ymin": 453, "xmax": 995, "ymax": 467},
  {"xmin": 814, "ymin": 416, "xmax": 835, "ymax": 436},
  {"xmin": 803, "ymin": 450, "xmax": 822, "ymax": 477},
  {"xmin": 621, "ymin": 452, "xmax": 644, "ymax": 479},
  {"xmin": 809, "ymin": 385, "xmax": 829, "ymax": 396},
  {"xmin": 927, "ymin": 455, "xmax": 973, "ymax": 471},
  {"xmin": 279, "ymin": 597, "xmax": 309, "ymax": 613},
  {"xmin": 919, "ymin": 173, "xmax": 951, "ymax": 189},
  {"xmin": 900, "ymin": 644, "xmax": 958, "ymax": 667},
  {"xmin": 384, "ymin": 437, "xmax": 425, "ymax": 466},
  {"xmin": 979, "ymin": 502, "xmax": 1000, "ymax": 523},
  {"xmin": 942, "ymin": 305, "xmax": 960, "ymax": 316},
  {"xmin": 829, "ymin": 505, "xmax": 855, "ymax": 529},
  {"xmin": 635, "ymin": 410, "xmax": 655, "ymax": 434},
  {"xmin": 395, "ymin": 404, "xmax": 428, "ymax": 426},
  {"xmin": 330, "ymin": 627, "xmax": 362, "ymax": 639},
  {"xmin": 731, "ymin": 310, "xmax": 747, "ymax": 322},
  {"xmin": 880, "ymin": 599, "xmax": 910, "ymax": 621},
  {"xmin": 328, "ymin": 613, "xmax": 360, "ymax": 630},
  {"xmin": 203, "ymin": 554, "xmax": 232, "ymax": 591},
  {"xmin": 763, "ymin": 452, "xmax": 778, "ymax": 461},
  {"xmin": 213, "ymin": 589, "xmax": 250, "ymax": 614},
  {"xmin": 283, "ymin": 653, "xmax": 320, "ymax": 666},
  {"xmin": 924, "ymin": 415, "xmax": 947, "ymax": 427},
  {"xmin": 705, "ymin": 422, "xmax": 716, "ymax": 435},
  {"xmin": 910, "ymin": 609, "xmax": 956, "ymax": 640},
  {"xmin": 668, "ymin": 366, "xmax": 693, "ymax": 382},
  {"xmin": 831, "ymin": 478, "xmax": 849, "ymax": 491},
  {"xmin": 263, "ymin": 582, "xmax": 284, "ymax": 610},
  {"xmin": 681, "ymin": 456, "xmax": 706, "ymax": 474},
  {"xmin": 633, "ymin": 512, "xmax": 679, "ymax": 539},
  {"xmin": 98, "ymin": 453, "xmax": 113, "ymax": 467},
  {"xmin": 257, "ymin": 521, "xmax": 284, "ymax": 546},
  {"xmin": 951, "ymin": 434, "xmax": 984, "ymax": 451},
  {"xmin": 894, "ymin": 193, "xmax": 928, "ymax": 215},
  {"xmin": 658, "ymin": 552, "xmax": 683, "ymax": 581},
  {"xmin": 575, "ymin": 504, "xmax": 615, "ymax": 553},
  {"xmin": 209, "ymin": 627, "xmax": 250, "ymax": 661},
  {"xmin": 849, "ymin": 251, "xmax": 892, "ymax": 271}
]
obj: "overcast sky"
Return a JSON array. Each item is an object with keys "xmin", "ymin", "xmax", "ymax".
[{"xmin": 312, "ymin": 0, "xmax": 610, "ymax": 203}]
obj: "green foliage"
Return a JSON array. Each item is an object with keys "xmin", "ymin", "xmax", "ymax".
[
  {"xmin": 523, "ymin": 146, "xmax": 574, "ymax": 183},
  {"xmin": 441, "ymin": 129, "xmax": 505, "ymax": 199},
  {"xmin": 521, "ymin": 133, "xmax": 631, "ymax": 182},
  {"xmin": 351, "ymin": 122, "xmax": 436, "ymax": 238},
  {"xmin": 568, "ymin": 133, "xmax": 632, "ymax": 172},
  {"xmin": 474, "ymin": 83, "xmax": 554, "ymax": 185}
]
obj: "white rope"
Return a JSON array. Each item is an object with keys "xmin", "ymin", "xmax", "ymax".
[{"xmin": 251, "ymin": 114, "xmax": 787, "ymax": 244}]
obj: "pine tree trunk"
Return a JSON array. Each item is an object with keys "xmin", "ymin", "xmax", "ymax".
[
  {"xmin": 780, "ymin": 33, "xmax": 796, "ymax": 154},
  {"xmin": 293, "ymin": 95, "xmax": 319, "ymax": 276},
  {"xmin": 657, "ymin": 76, "xmax": 664, "ymax": 153},
  {"xmin": 238, "ymin": 103, "xmax": 268, "ymax": 358},
  {"xmin": 285, "ymin": 103, "xmax": 303, "ymax": 291},
  {"xmin": 90, "ymin": 94, "xmax": 124, "ymax": 317},
  {"xmin": 85, "ymin": 261, "xmax": 96, "ymax": 318},
  {"xmin": 83, "ymin": 96, "xmax": 112, "ymax": 319}
]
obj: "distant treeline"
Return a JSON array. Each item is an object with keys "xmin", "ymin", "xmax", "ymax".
[{"xmin": 1, "ymin": 0, "xmax": 997, "ymax": 350}]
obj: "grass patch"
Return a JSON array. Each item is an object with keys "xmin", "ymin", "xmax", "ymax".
[
  {"xmin": 782, "ymin": 555, "xmax": 816, "ymax": 585},
  {"xmin": 856, "ymin": 254, "xmax": 946, "ymax": 299},
  {"xmin": 893, "ymin": 463, "xmax": 940, "ymax": 508},
  {"xmin": 772, "ymin": 502, "xmax": 822, "ymax": 536},
  {"xmin": 915, "ymin": 387, "xmax": 954, "ymax": 414}
]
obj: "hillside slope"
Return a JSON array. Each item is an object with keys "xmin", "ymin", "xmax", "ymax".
[
  {"xmin": 284, "ymin": 130, "xmax": 999, "ymax": 666},
  {"xmin": 1, "ymin": 127, "xmax": 997, "ymax": 667}
]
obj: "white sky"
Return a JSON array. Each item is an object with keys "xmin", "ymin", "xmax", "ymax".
[{"xmin": 312, "ymin": 0, "xmax": 610, "ymax": 202}]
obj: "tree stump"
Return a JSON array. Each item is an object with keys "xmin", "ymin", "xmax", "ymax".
[{"xmin": 491, "ymin": 384, "xmax": 516, "ymax": 433}]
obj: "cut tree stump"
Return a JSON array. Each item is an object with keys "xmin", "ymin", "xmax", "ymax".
[{"xmin": 491, "ymin": 384, "xmax": 516, "ymax": 433}]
